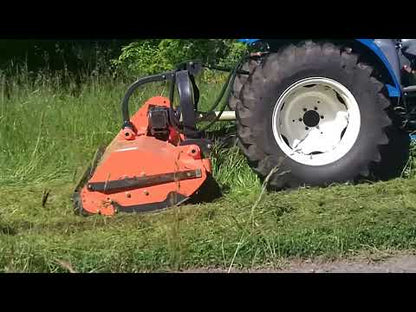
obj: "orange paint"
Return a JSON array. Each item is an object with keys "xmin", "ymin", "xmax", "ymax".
[{"xmin": 79, "ymin": 96, "xmax": 211, "ymax": 216}]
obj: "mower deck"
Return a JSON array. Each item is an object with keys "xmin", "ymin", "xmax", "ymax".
[{"xmin": 73, "ymin": 96, "xmax": 212, "ymax": 216}]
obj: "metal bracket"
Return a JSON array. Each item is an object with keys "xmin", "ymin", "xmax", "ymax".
[
  {"xmin": 87, "ymin": 169, "xmax": 202, "ymax": 192},
  {"xmin": 176, "ymin": 70, "xmax": 201, "ymax": 139},
  {"xmin": 121, "ymin": 71, "xmax": 175, "ymax": 129}
]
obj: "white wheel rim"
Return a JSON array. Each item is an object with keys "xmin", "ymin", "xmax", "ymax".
[{"xmin": 272, "ymin": 77, "xmax": 361, "ymax": 166}]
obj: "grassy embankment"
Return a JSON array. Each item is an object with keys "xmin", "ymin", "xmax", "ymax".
[{"xmin": 1, "ymin": 70, "xmax": 416, "ymax": 272}]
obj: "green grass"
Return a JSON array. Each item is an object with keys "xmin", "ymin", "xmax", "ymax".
[
  {"xmin": 0, "ymin": 71, "xmax": 236, "ymax": 186},
  {"xmin": 2, "ymin": 178, "xmax": 416, "ymax": 272},
  {"xmin": 2, "ymin": 71, "xmax": 416, "ymax": 272}
]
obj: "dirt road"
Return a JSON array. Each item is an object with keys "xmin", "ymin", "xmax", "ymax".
[{"xmin": 184, "ymin": 254, "xmax": 416, "ymax": 273}]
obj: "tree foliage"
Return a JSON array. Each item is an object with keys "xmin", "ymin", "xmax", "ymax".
[{"xmin": 112, "ymin": 39, "xmax": 247, "ymax": 77}]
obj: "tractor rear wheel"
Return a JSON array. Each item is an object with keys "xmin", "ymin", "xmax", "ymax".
[
  {"xmin": 235, "ymin": 41, "xmax": 410, "ymax": 190},
  {"xmin": 228, "ymin": 58, "xmax": 259, "ymax": 110}
]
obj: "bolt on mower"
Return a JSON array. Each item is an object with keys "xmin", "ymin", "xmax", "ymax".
[{"xmin": 73, "ymin": 39, "xmax": 416, "ymax": 216}]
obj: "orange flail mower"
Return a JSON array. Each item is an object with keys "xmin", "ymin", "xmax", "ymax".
[{"xmin": 73, "ymin": 65, "xmax": 223, "ymax": 216}]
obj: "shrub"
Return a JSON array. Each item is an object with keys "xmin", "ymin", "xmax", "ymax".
[{"xmin": 112, "ymin": 39, "xmax": 247, "ymax": 79}]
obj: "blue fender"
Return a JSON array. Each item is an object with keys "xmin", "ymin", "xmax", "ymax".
[{"xmin": 238, "ymin": 39, "xmax": 402, "ymax": 98}]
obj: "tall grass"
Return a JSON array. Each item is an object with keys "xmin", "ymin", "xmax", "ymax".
[
  {"xmin": 1, "ymin": 65, "xmax": 415, "ymax": 189},
  {"xmin": 1, "ymin": 70, "xmax": 124, "ymax": 185},
  {"xmin": 0, "ymin": 66, "xmax": 258, "ymax": 194}
]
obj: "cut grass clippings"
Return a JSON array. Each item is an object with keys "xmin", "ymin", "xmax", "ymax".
[{"xmin": 2, "ymin": 177, "xmax": 416, "ymax": 272}]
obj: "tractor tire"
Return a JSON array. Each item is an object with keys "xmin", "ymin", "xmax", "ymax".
[
  {"xmin": 228, "ymin": 58, "xmax": 259, "ymax": 110},
  {"xmin": 236, "ymin": 41, "xmax": 410, "ymax": 190}
]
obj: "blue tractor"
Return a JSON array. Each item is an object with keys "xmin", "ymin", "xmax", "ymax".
[{"xmin": 228, "ymin": 39, "xmax": 416, "ymax": 189}]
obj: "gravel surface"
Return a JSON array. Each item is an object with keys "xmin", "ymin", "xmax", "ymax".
[{"xmin": 183, "ymin": 254, "xmax": 416, "ymax": 273}]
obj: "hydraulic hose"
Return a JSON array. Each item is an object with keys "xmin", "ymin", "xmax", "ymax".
[
  {"xmin": 198, "ymin": 53, "xmax": 249, "ymax": 131},
  {"xmin": 199, "ymin": 54, "xmax": 249, "ymax": 115},
  {"xmin": 121, "ymin": 71, "xmax": 175, "ymax": 129}
]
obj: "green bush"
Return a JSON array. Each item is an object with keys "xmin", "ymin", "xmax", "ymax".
[{"xmin": 112, "ymin": 39, "xmax": 247, "ymax": 79}]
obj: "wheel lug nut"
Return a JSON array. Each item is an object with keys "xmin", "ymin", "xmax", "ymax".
[
  {"xmin": 321, "ymin": 115, "xmax": 324, "ymax": 119},
  {"xmin": 299, "ymin": 118, "xmax": 303, "ymax": 122},
  {"xmin": 303, "ymin": 108, "xmax": 307, "ymax": 112},
  {"xmin": 314, "ymin": 107, "xmax": 318, "ymax": 110},
  {"xmin": 305, "ymin": 127, "xmax": 309, "ymax": 130}
]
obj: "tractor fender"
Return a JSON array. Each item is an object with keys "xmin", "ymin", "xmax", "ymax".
[{"xmin": 238, "ymin": 39, "xmax": 402, "ymax": 98}]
